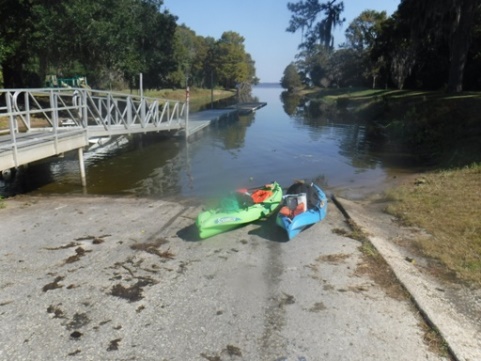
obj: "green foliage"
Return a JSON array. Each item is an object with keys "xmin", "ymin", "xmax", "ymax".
[
  {"xmin": 287, "ymin": 0, "xmax": 345, "ymax": 51},
  {"xmin": 281, "ymin": 63, "xmax": 303, "ymax": 91},
  {"xmin": 0, "ymin": 0, "xmax": 257, "ymax": 90},
  {"xmin": 168, "ymin": 27, "xmax": 257, "ymax": 89},
  {"xmin": 0, "ymin": 0, "xmax": 179, "ymax": 88},
  {"xmin": 287, "ymin": 2, "xmax": 481, "ymax": 92},
  {"xmin": 214, "ymin": 32, "xmax": 255, "ymax": 88}
]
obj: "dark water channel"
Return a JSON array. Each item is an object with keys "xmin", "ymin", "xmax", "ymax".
[{"xmin": 1, "ymin": 84, "xmax": 421, "ymax": 200}]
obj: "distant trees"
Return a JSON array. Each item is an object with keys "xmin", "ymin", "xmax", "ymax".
[
  {"xmin": 281, "ymin": 63, "xmax": 303, "ymax": 91},
  {"xmin": 0, "ymin": 0, "xmax": 257, "ymax": 90},
  {"xmin": 284, "ymin": 0, "xmax": 481, "ymax": 92},
  {"xmin": 168, "ymin": 27, "xmax": 257, "ymax": 90}
]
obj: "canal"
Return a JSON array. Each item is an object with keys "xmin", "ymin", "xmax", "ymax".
[{"xmin": 0, "ymin": 84, "xmax": 420, "ymax": 200}]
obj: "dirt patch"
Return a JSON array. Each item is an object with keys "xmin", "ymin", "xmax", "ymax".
[
  {"xmin": 47, "ymin": 304, "xmax": 65, "ymax": 318},
  {"xmin": 130, "ymin": 238, "xmax": 174, "ymax": 259},
  {"xmin": 64, "ymin": 247, "xmax": 91, "ymax": 264},
  {"xmin": 317, "ymin": 253, "xmax": 350, "ymax": 265},
  {"xmin": 107, "ymin": 338, "xmax": 122, "ymax": 351},
  {"xmin": 42, "ymin": 276, "xmax": 64, "ymax": 292},
  {"xmin": 355, "ymin": 249, "xmax": 408, "ymax": 300},
  {"xmin": 110, "ymin": 277, "xmax": 157, "ymax": 302},
  {"xmin": 66, "ymin": 312, "xmax": 90, "ymax": 330}
]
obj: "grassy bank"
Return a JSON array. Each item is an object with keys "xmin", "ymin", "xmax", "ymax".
[
  {"xmin": 385, "ymin": 164, "xmax": 481, "ymax": 285},
  {"xmin": 141, "ymin": 87, "xmax": 234, "ymax": 102},
  {"xmin": 142, "ymin": 87, "xmax": 235, "ymax": 112},
  {"xmin": 303, "ymin": 87, "xmax": 481, "ymax": 286}
]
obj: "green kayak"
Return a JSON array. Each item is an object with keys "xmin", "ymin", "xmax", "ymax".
[{"xmin": 196, "ymin": 182, "xmax": 283, "ymax": 239}]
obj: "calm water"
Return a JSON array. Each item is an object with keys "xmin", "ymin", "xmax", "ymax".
[{"xmin": 1, "ymin": 84, "xmax": 420, "ymax": 200}]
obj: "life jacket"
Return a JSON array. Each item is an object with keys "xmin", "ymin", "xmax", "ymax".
[
  {"xmin": 251, "ymin": 189, "xmax": 273, "ymax": 203},
  {"xmin": 279, "ymin": 196, "xmax": 306, "ymax": 218}
]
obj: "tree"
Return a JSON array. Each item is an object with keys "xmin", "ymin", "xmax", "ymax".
[
  {"xmin": 214, "ymin": 31, "xmax": 255, "ymax": 88},
  {"xmin": 0, "ymin": 0, "xmax": 36, "ymax": 87},
  {"xmin": 327, "ymin": 48, "xmax": 362, "ymax": 87},
  {"xmin": 286, "ymin": 0, "xmax": 345, "ymax": 51},
  {"xmin": 343, "ymin": 10, "xmax": 388, "ymax": 88},
  {"xmin": 0, "ymin": 0, "xmax": 178, "ymax": 89},
  {"xmin": 281, "ymin": 63, "xmax": 303, "ymax": 91},
  {"xmin": 294, "ymin": 45, "xmax": 331, "ymax": 86},
  {"xmin": 344, "ymin": 10, "xmax": 386, "ymax": 52},
  {"xmin": 397, "ymin": 0, "xmax": 480, "ymax": 92},
  {"xmin": 370, "ymin": 13, "xmax": 413, "ymax": 90},
  {"xmin": 0, "ymin": 0, "xmax": 255, "ymax": 90},
  {"xmin": 170, "ymin": 25, "xmax": 197, "ymax": 88}
]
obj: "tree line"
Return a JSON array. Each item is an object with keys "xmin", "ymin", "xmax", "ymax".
[
  {"xmin": 0, "ymin": 0, "xmax": 257, "ymax": 90},
  {"xmin": 281, "ymin": 0, "xmax": 481, "ymax": 93}
]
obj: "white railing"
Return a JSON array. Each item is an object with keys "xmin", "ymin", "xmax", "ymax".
[
  {"xmin": 0, "ymin": 88, "xmax": 187, "ymax": 171},
  {"xmin": 0, "ymin": 88, "xmax": 186, "ymax": 134}
]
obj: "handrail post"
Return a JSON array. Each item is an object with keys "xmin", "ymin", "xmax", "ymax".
[
  {"xmin": 82, "ymin": 89, "xmax": 88, "ymax": 127},
  {"xmin": 185, "ymin": 87, "xmax": 190, "ymax": 140},
  {"xmin": 6, "ymin": 91, "xmax": 19, "ymax": 167},
  {"xmin": 127, "ymin": 96, "xmax": 132, "ymax": 125},
  {"xmin": 50, "ymin": 90, "xmax": 59, "ymax": 153},
  {"xmin": 78, "ymin": 147, "xmax": 87, "ymax": 187},
  {"xmin": 141, "ymin": 95, "xmax": 146, "ymax": 128},
  {"xmin": 24, "ymin": 91, "xmax": 31, "ymax": 129}
]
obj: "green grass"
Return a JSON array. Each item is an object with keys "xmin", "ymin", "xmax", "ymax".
[
  {"xmin": 385, "ymin": 164, "xmax": 481, "ymax": 285},
  {"xmin": 122, "ymin": 87, "xmax": 235, "ymax": 102}
]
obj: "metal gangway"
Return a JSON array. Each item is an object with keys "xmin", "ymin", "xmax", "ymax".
[{"xmin": 0, "ymin": 88, "xmax": 187, "ymax": 185}]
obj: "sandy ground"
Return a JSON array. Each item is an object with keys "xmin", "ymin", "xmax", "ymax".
[{"xmin": 0, "ymin": 190, "xmax": 479, "ymax": 361}]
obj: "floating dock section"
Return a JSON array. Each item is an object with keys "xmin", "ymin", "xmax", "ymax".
[{"xmin": 186, "ymin": 102, "xmax": 267, "ymax": 138}]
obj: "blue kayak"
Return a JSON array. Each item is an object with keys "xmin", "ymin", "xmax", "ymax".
[{"xmin": 276, "ymin": 182, "xmax": 328, "ymax": 240}]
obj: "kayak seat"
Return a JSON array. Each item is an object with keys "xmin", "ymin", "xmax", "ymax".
[
  {"xmin": 221, "ymin": 196, "xmax": 240, "ymax": 212},
  {"xmin": 235, "ymin": 191, "xmax": 255, "ymax": 208}
]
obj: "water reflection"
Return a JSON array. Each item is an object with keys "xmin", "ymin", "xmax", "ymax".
[{"xmin": 1, "ymin": 84, "xmax": 422, "ymax": 200}]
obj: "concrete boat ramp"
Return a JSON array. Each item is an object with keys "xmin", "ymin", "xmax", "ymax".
[{"xmin": 1, "ymin": 193, "xmax": 479, "ymax": 360}]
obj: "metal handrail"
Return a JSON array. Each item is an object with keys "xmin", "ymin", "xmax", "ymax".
[
  {"xmin": 1, "ymin": 88, "xmax": 185, "ymax": 132},
  {"xmin": 0, "ymin": 88, "xmax": 187, "ymax": 169}
]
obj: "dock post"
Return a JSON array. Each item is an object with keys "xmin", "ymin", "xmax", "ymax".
[
  {"xmin": 185, "ymin": 86, "xmax": 190, "ymax": 140},
  {"xmin": 78, "ymin": 147, "xmax": 87, "ymax": 187}
]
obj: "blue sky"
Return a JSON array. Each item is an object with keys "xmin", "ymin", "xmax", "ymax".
[{"xmin": 162, "ymin": 0, "xmax": 400, "ymax": 83}]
